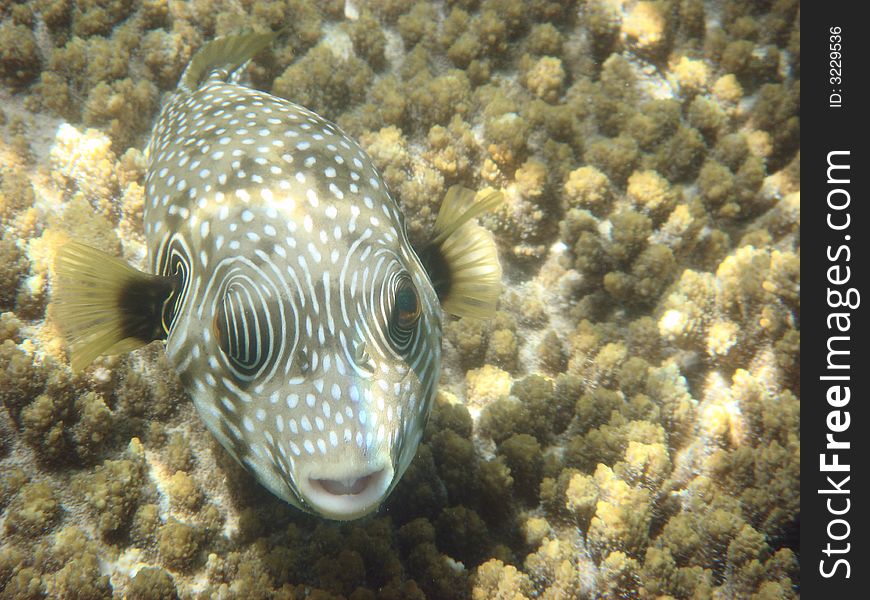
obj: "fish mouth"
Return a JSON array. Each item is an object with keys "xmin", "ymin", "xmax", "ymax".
[{"xmin": 300, "ymin": 464, "xmax": 394, "ymax": 520}]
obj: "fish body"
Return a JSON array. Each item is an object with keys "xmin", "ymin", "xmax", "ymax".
[
  {"xmin": 145, "ymin": 64, "xmax": 441, "ymax": 518},
  {"xmin": 53, "ymin": 32, "xmax": 502, "ymax": 520}
]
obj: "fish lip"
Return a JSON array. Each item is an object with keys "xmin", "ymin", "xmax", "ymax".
[{"xmin": 299, "ymin": 463, "xmax": 394, "ymax": 521}]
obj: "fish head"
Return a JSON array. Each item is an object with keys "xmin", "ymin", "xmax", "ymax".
[{"xmin": 168, "ymin": 208, "xmax": 442, "ymax": 520}]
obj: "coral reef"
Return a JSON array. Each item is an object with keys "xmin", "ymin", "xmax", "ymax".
[{"xmin": 1, "ymin": 0, "xmax": 799, "ymax": 597}]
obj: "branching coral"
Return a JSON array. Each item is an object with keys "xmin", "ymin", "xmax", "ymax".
[
  {"xmin": 74, "ymin": 439, "xmax": 147, "ymax": 536},
  {"xmin": 472, "ymin": 558, "xmax": 533, "ymax": 600},
  {"xmin": 0, "ymin": 0, "xmax": 800, "ymax": 596},
  {"xmin": 0, "ymin": 22, "xmax": 40, "ymax": 86},
  {"xmin": 158, "ymin": 517, "xmax": 202, "ymax": 571},
  {"xmin": 273, "ymin": 44, "xmax": 373, "ymax": 120},
  {"xmin": 3, "ymin": 481, "xmax": 61, "ymax": 537}
]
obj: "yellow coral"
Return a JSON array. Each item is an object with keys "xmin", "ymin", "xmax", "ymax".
[
  {"xmin": 701, "ymin": 402, "xmax": 732, "ymax": 442},
  {"xmin": 523, "ymin": 56, "xmax": 565, "ymax": 103},
  {"xmin": 513, "ymin": 159, "xmax": 548, "ymax": 199},
  {"xmin": 523, "ymin": 516, "xmax": 551, "ymax": 547},
  {"xmin": 700, "ymin": 374, "xmax": 749, "ymax": 448},
  {"xmin": 623, "ymin": 2, "xmax": 667, "ymax": 56},
  {"xmin": 746, "ymin": 129, "xmax": 774, "ymax": 159},
  {"xmin": 565, "ymin": 472, "xmax": 598, "ymax": 525},
  {"xmin": 119, "ymin": 182, "xmax": 145, "ymax": 243},
  {"xmin": 481, "ymin": 157, "xmax": 503, "ymax": 183},
  {"xmin": 706, "ymin": 320, "xmax": 739, "ymax": 357},
  {"xmin": 466, "ymin": 364, "xmax": 513, "ymax": 408},
  {"xmin": 49, "ymin": 124, "xmax": 119, "ymax": 216},
  {"xmin": 563, "ymin": 166, "xmax": 611, "ymax": 212},
  {"xmin": 712, "ymin": 73, "xmax": 744, "ymax": 105},
  {"xmin": 425, "ymin": 116, "xmax": 477, "ymax": 181},
  {"xmin": 166, "ymin": 470, "xmax": 204, "ymax": 511},
  {"xmin": 524, "ymin": 534, "xmax": 593, "ymax": 599},
  {"xmin": 658, "ymin": 308, "xmax": 689, "ymax": 341},
  {"xmin": 359, "ymin": 125, "xmax": 410, "ymax": 173},
  {"xmin": 658, "ymin": 269, "xmax": 721, "ymax": 346},
  {"xmin": 473, "ymin": 558, "xmax": 533, "ymax": 600},
  {"xmin": 670, "ymin": 56, "xmax": 710, "ymax": 96},
  {"xmin": 618, "ymin": 441, "xmax": 670, "ymax": 490},
  {"xmin": 586, "ymin": 465, "xmax": 653, "ymax": 557},
  {"xmin": 626, "ymin": 169, "xmax": 676, "ymax": 219}
]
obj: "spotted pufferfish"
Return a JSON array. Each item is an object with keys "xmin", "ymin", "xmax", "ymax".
[{"xmin": 53, "ymin": 31, "xmax": 502, "ymax": 520}]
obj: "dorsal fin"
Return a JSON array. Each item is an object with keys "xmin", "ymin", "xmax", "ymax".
[
  {"xmin": 421, "ymin": 187, "xmax": 504, "ymax": 319},
  {"xmin": 179, "ymin": 29, "xmax": 281, "ymax": 92}
]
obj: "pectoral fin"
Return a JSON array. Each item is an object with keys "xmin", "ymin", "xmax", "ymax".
[
  {"xmin": 52, "ymin": 241, "xmax": 180, "ymax": 371},
  {"xmin": 420, "ymin": 186, "xmax": 503, "ymax": 319}
]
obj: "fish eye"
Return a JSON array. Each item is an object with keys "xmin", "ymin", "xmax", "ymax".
[
  {"xmin": 393, "ymin": 279, "xmax": 421, "ymax": 330},
  {"xmin": 387, "ymin": 276, "xmax": 421, "ymax": 353}
]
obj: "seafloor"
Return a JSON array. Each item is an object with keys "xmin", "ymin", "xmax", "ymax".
[{"xmin": 0, "ymin": 1, "xmax": 799, "ymax": 598}]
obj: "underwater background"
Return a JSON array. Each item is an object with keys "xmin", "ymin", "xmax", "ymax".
[{"xmin": 0, "ymin": 0, "xmax": 799, "ymax": 598}]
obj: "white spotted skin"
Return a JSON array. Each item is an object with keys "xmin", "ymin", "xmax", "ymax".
[{"xmin": 143, "ymin": 72, "xmax": 441, "ymax": 518}]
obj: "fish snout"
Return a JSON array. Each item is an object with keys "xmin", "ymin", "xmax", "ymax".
[{"xmin": 298, "ymin": 461, "xmax": 394, "ymax": 520}]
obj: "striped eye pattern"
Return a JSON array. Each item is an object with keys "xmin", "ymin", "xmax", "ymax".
[
  {"xmin": 156, "ymin": 236, "xmax": 193, "ymax": 335},
  {"xmin": 213, "ymin": 276, "xmax": 275, "ymax": 379},
  {"xmin": 387, "ymin": 274, "xmax": 421, "ymax": 353},
  {"xmin": 161, "ymin": 258, "xmax": 188, "ymax": 335}
]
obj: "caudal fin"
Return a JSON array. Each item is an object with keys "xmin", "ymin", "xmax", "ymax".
[
  {"xmin": 52, "ymin": 242, "xmax": 179, "ymax": 371},
  {"xmin": 422, "ymin": 186, "xmax": 503, "ymax": 319}
]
